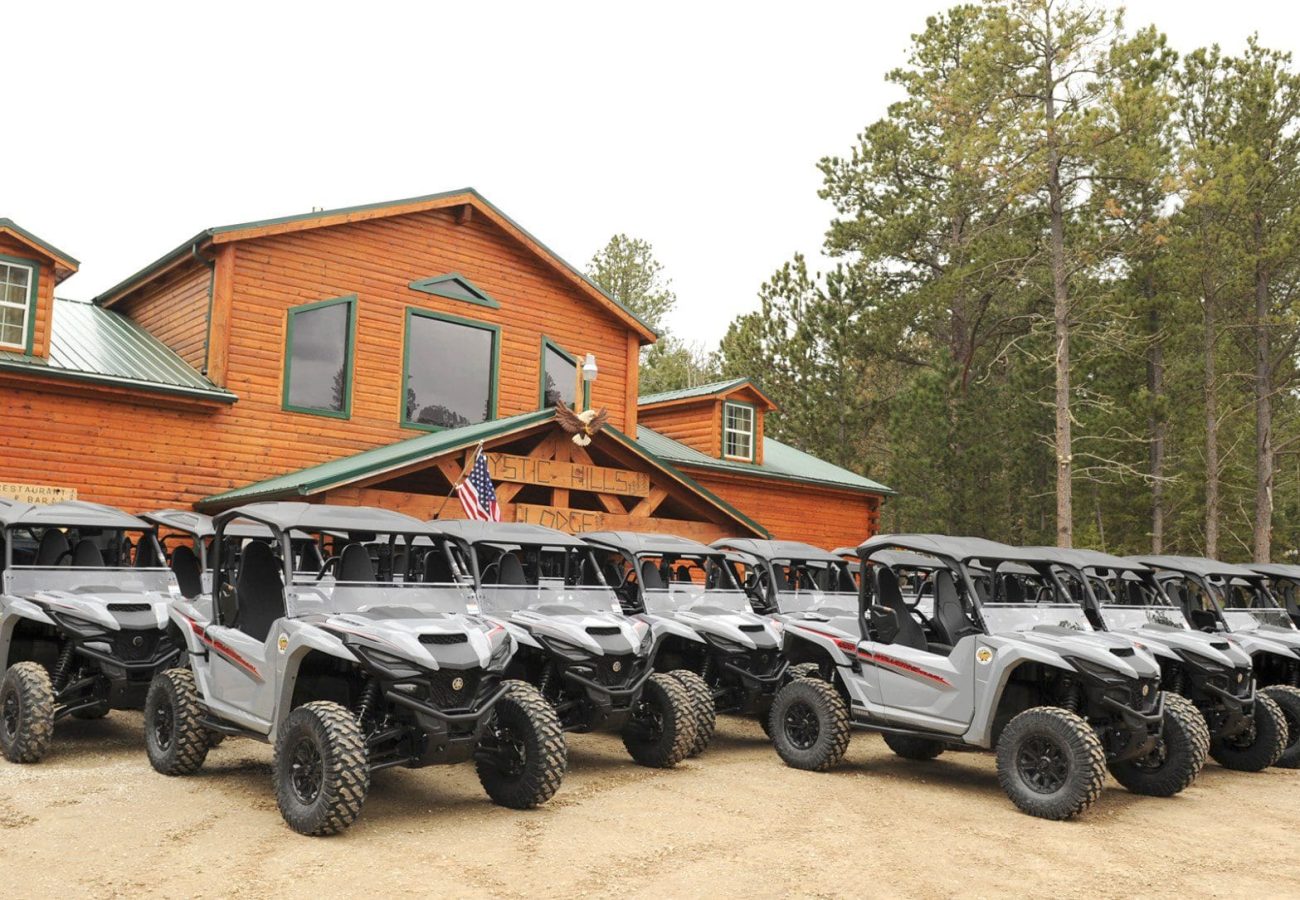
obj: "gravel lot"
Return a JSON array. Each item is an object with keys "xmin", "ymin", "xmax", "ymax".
[{"xmin": 1, "ymin": 711, "xmax": 1298, "ymax": 898}]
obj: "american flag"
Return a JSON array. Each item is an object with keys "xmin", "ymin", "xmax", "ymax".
[{"xmin": 457, "ymin": 449, "xmax": 501, "ymax": 522}]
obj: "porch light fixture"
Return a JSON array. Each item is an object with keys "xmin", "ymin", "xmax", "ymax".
[{"xmin": 582, "ymin": 353, "xmax": 598, "ymax": 383}]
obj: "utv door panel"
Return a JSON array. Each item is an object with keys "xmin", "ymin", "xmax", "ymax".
[
  {"xmin": 203, "ymin": 624, "xmax": 276, "ymax": 729},
  {"xmin": 870, "ymin": 639, "xmax": 976, "ymax": 735}
]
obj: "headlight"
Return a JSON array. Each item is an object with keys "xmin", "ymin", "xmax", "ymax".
[
  {"xmin": 488, "ymin": 634, "xmax": 512, "ymax": 670},
  {"xmin": 540, "ymin": 635, "xmax": 590, "ymax": 661},
  {"xmin": 1067, "ymin": 656, "xmax": 1128, "ymax": 685},
  {"xmin": 703, "ymin": 632, "xmax": 746, "ymax": 654},
  {"xmin": 1174, "ymin": 648, "xmax": 1225, "ymax": 674},
  {"xmin": 637, "ymin": 623, "xmax": 655, "ymax": 657}
]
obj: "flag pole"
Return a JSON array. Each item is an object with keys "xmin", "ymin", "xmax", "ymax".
[{"xmin": 432, "ymin": 441, "xmax": 485, "ymax": 520}]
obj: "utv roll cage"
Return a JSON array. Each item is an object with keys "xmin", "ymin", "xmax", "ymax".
[
  {"xmin": 581, "ymin": 531, "xmax": 741, "ymax": 612},
  {"xmin": 1, "ymin": 499, "xmax": 168, "ymax": 571}
]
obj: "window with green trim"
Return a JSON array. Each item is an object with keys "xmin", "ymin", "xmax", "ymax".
[
  {"xmin": 0, "ymin": 259, "xmax": 36, "ymax": 351},
  {"xmin": 541, "ymin": 339, "xmax": 577, "ymax": 409},
  {"xmin": 723, "ymin": 401, "xmax": 755, "ymax": 461},
  {"xmin": 404, "ymin": 310, "xmax": 499, "ymax": 429},
  {"xmin": 283, "ymin": 296, "xmax": 355, "ymax": 417}
]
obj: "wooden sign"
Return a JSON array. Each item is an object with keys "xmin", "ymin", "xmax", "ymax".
[
  {"xmin": 0, "ymin": 482, "xmax": 77, "ymax": 504},
  {"xmin": 514, "ymin": 504, "xmax": 722, "ymax": 542},
  {"xmin": 487, "ymin": 453, "xmax": 650, "ymax": 498}
]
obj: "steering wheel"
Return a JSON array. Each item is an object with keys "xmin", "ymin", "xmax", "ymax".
[{"xmin": 315, "ymin": 556, "xmax": 340, "ymax": 581}]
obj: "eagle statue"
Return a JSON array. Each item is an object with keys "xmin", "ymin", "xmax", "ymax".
[{"xmin": 554, "ymin": 401, "xmax": 609, "ymax": 446}]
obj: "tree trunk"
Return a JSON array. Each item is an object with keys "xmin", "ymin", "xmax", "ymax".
[
  {"xmin": 1147, "ymin": 305, "xmax": 1166, "ymax": 553},
  {"xmin": 1203, "ymin": 286, "xmax": 1220, "ymax": 558},
  {"xmin": 1253, "ymin": 243, "xmax": 1273, "ymax": 563},
  {"xmin": 1043, "ymin": 29, "xmax": 1072, "ymax": 549}
]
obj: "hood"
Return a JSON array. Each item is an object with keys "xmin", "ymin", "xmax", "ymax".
[
  {"xmin": 673, "ymin": 606, "xmax": 782, "ymax": 650},
  {"xmin": 32, "ymin": 587, "xmax": 173, "ymax": 632},
  {"xmin": 320, "ymin": 610, "xmax": 508, "ymax": 671},
  {"xmin": 1006, "ymin": 626, "xmax": 1162, "ymax": 679},
  {"xmin": 1109, "ymin": 622, "xmax": 1252, "ymax": 668},
  {"xmin": 1231, "ymin": 629, "xmax": 1300, "ymax": 662},
  {"xmin": 505, "ymin": 608, "xmax": 646, "ymax": 657}
]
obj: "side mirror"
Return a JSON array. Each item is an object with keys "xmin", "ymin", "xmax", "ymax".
[{"xmin": 868, "ymin": 603, "xmax": 901, "ymax": 645}]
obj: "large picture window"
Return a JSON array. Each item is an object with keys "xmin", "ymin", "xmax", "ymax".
[
  {"xmin": 404, "ymin": 310, "xmax": 499, "ymax": 430},
  {"xmin": 282, "ymin": 295, "xmax": 356, "ymax": 418},
  {"xmin": 0, "ymin": 258, "xmax": 36, "ymax": 352},
  {"xmin": 540, "ymin": 338, "xmax": 577, "ymax": 409},
  {"xmin": 723, "ymin": 401, "xmax": 755, "ymax": 461}
]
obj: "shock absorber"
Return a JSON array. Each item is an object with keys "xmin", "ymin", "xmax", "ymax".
[
  {"xmin": 700, "ymin": 655, "xmax": 713, "ymax": 685},
  {"xmin": 354, "ymin": 677, "xmax": 380, "ymax": 726},
  {"xmin": 538, "ymin": 665, "xmax": 554, "ymax": 700},
  {"xmin": 51, "ymin": 642, "xmax": 76, "ymax": 691}
]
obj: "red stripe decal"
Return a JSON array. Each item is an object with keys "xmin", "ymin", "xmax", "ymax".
[
  {"xmin": 186, "ymin": 618, "xmax": 262, "ymax": 682},
  {"xmin": 791, "ymin": 623, "xmax": 952, "ymax": 688}
]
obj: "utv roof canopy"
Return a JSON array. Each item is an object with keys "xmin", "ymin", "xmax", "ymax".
[
  {"xmin": 0, "ymin": 498, "xmax": 152, "ymax": 531},
  {"xmin": 142, "ymin": 508, "xmax": 317, "ymax": 541},
  {"xmin": 1248, "ymin": 563, "xmax": 1300, "ymax": 581},
  {"xmin": 433, "ymin": 520, "xmax": 588, "ymax": 548},
  {"xmin": 1128, "ymin": 555, "xmax": 1261, "ymax": 580},
  {"xmin": 583, "ymin": 531, "xmax": 721, "ymax": 557},
  {"xmin": 1023, "ymin": 547, "xmax": 1150, "ymax": 574},
  {"xmin": 215, "ymin": 502, "xmax": 441, "ymax": 536},
  {"xmin": 711, "ymin": 538, "xmax": 844, "ymax": 564}
]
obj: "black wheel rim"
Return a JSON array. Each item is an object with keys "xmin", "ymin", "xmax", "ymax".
[
  {"xmin": 633, "ymin": 696, "xmax": 665, "ymax": 742},
  {"xmin": 1, "ymin": 688, "xmax": 17, "ymax": 740},
  {"xmin": 289, "ymin": 737, "xmax": 324, "ymax": 805},
  {"xmin": 1132, "ymin": 738, "xmax": 1168, "ymax": 771},
  {"xmin": 1016, "ymin": 734, "xmax": 1070, "ymax": 794},
  {"xmin": 784, "ymin": 700, "xmax": 820, "ymax": 750},
  {"xmin": 153, "ymin": 699, "xmax": 174, "ymax": 752}
]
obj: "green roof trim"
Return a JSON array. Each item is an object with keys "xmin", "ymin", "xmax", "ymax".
[
  {"xmin": 638, "ymin": 377, "xmax": 774, "ymax": 408},
  {"xmin": 0, "ymin": 218, "xmax": 80, "ymax": 268},
  {"xmin": 0, "ymin": 298, "xmax": 235, "ymax": 403},
  {"xmin": 91, "ymin": 189, "xmax": 660, "ymax": 340},
  {"xmin": 197, "ymin": 411, "xmax": 768, "ymax": 537},
  {"xmin": 635, "ymin": 425, "xmax": 895, "ymax": 496},
  {"xmin": 408, "ymin": 273, "xmax": 500, "ymax": 309}
]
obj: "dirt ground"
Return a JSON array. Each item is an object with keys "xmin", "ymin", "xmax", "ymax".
[{"xmin": 1, "ymin": 712, "xmax": 1298, "ymax": 899}]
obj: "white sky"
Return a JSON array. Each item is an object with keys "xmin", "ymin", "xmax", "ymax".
[{"xmin": 7, "ymin": 1, "xmax": 1297, "ymax": 348}]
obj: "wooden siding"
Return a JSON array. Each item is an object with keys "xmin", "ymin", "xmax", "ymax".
[
  {"xmin": 117, "ymin": 261, "xmax": 211, "ymax": 370},
  {"xmin": 639, "ymin": 400, "xmax": 719, "ymax": 457},
  {"xmin": 0, "ymin": 233, "xmax": 54, "ymax": 359},
  {"xmin": 0, "ymin": 207, "xmax": 639, "ymax": 513},
  {"xmin": 686, "ymin": 467, "xmax": 883, "ymax": 549}
]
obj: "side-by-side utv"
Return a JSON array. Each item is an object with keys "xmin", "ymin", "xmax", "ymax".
[
  {"xmin": 1132, "ymin": 555, "xmax": 1300, "ymax": 768},
  {"xmin": 1033, "ymin": 548, "xmax": 1283, "ymax": 771},
  {"xmin": 0, "ymin": 499, "xmax": 185, "ymax": 763},
  {"xmin": 436, "ymin": 521, "xmax": 701, "ymax": 768},
  {"xmin": 143, "ymin": 503, "xmax": 566, "ymax": 835},
  {"xmin": 766, "ymin": 536, "xmax": 1207, "ymax": 820},
  {"xmin": 1247, "ymin": 563, "xmax": 1300, "ymax": 628},
  {"xmin": 583, "ymin": 531, "xmax": 786, "ymax": 752}
]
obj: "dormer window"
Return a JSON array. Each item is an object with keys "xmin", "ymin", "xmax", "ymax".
[
  {"xmin": 0, "ymin": 258, "xmax": 36, "ymax": 352},
  {"xmin": 723, "ymin": 401, "xmax": 755, "ymax": 462}
]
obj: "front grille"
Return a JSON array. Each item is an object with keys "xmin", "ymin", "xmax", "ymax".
[
  {"xmin": 109, "ymin": 603, "xmax": 151, "ymax": 613},
  {"xmin": 1232, "ymin": 667, "xmax": 1252, "ymax": 698},
  {"xmin": 1133, "ymin": 678, "xmax": 1161, "ymax": 712},
  {"xmin": 426, "ymin": 668, "xmax": 480, "ymax": 709},
  {"xmin": 731, "ymin": 649, "xmax": 784, "ymax": 677},
  {"xmin": 738, "ymin": 624, "xmax": 766, "ymax": 633},
  {"xmin": 586, "ymin": 626, "xmax": 621, "ymax": 636},
  {"xmin": 110, "ymin": 629, "xmax": 168, "ymax": 664},
  {"xmin": 419, "ymin": 632, "xmax": 468, "ymax": 645},
  {"xmin": 593, "ymin": 654, "xmax": 637, "ymax": 686}
]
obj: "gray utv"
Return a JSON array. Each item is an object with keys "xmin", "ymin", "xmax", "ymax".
[
  {"xmin": 141, "ymin": 509, "xmax": 327, "ymax": 617},
  {"xmin": 1042, "ymin": 548, "xmax": 1285, "ymax": 771},
  {"xmin": 143, "ymin": 503, "xmax": 566, "ymax": 836},
  {"xmin": 0, "ymin": 500, "xmax": 186, "ymax": 763},
  {"xmin": 767, "ymin": 536, "xmax": 1208, "ymax": 820},
  {"xmin": 583, "ymin": 531, "xmax": 786, "ymax": 753},
  {"xmin": 1133, "ymin": 555, "xmax": 1300, "ymax": 768},
  {"xmin": 437, "ymin": 521, "xmax": 700, "ymax": 768},
  {"xmin": 1246, "ymin": 563, "xmax": 1300, "ymax": 629}
]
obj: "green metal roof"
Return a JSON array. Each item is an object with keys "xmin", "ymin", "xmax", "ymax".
[
  {"xmin": 635, "ymin": 425, "xmax": 895, "ymax": 496},
  {"xmin": 638, "ymin": 378, "xmax": 753, "ymax": 407},
  {"xmin": 0, "ymin": 218, "xmax": 79, "ymax": 268},
  {"xmin": 92, "ymin": 189, "xmax": 659, "ymax": 340},
  {"xmin": 0, "ymin": 298, "xmax": 235, "ymax": 402},
  {"xmin": 197, "ymin": 411, "xmax": 769, "ymax": 537}
]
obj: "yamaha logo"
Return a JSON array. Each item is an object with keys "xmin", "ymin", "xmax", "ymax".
[
  {"xmin": 1141, "ymin": 683, "xmax": 1150, "ymax": 697},
  {"xmin": 1237, "ymin": 672, "xmax": 1244, "ymax": 683},
  {"xmin": 611, "ymin": 660, "xmax": 623, "ymax": 673},
  {"xmin": 451, "ymin": 677, "xmax": 464, "ymax": 691}
]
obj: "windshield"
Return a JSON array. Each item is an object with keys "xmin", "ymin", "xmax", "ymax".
[
  {"xmin": 976, "ymin": 564, "xmax": 1094, "ymax": 633},
  {"xmin": 1089, "ymin": 571, "xmax": 1189, "ymax": 631},
  {"xmin": 1222, "ymin": 608, "xmax": 1295, "ymax": 632},
  {"xmin": 631, "ymin": 552, "xmax": 749, "ymax": 614},
  {"xmin": 981, "ymin": 603, "xmax": 1095, "ymax": 633},
  {"xmin": 477, "ymin": 584, "xmax": 621, "ymax": 615},
  {"xmin": 287, "ymin": 578, "xmax": 478, "ymax": 617},
  {"xmin": 5, "ymin": 567, "xmax": 176, "ymax": 598},
  {"xmin": 770, "ymin": 557, "xmax": 858, "ymax": 614}
]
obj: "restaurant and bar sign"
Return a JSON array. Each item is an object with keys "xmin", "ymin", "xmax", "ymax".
[
  {"xmin": 487, "ymin": 453, "xmax": 650, "ymax": 497},
  {"xmin": 0, "ymin": 482, "xmax": 78, "ymax": 504}
]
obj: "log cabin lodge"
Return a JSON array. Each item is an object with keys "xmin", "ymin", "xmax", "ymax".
[{"xmin": 0, "ymin": 190, "xmax": 891, "ymax": 548}]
